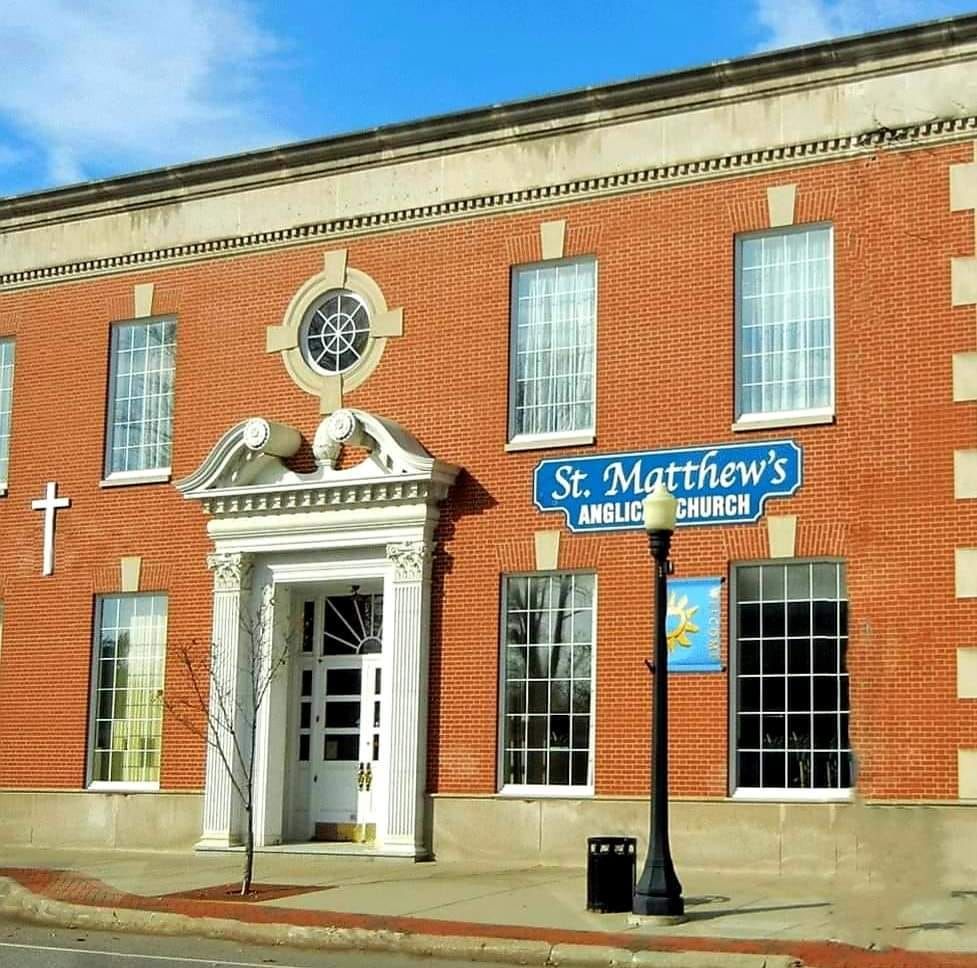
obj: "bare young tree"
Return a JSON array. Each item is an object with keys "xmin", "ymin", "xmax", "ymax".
[{"xmin": 167, "ymin": 585, "xmax": 292, "ymax": 895}]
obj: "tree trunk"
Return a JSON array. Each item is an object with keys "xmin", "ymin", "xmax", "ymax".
[{"xmin": 241, "ymin": 801, "xmax": 254, "ymax": 896}]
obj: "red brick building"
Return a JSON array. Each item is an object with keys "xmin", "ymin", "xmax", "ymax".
[{"xmin": 1, "ymin": 17, "xmax": 976, "ymax": 875}]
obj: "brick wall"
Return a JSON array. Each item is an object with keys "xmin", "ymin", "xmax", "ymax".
[{"xmin": 0, "ymin": 139, "xmax": 973, "ymax": 799}]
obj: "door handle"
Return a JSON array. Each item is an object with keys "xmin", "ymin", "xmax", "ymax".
[
  {"xmin": 364, "ymin": 763, "xmax": 373, "ymax": 791},
  {"xmin": 357, "ymin": 762, "xmax": 366, "ymax": 791}
]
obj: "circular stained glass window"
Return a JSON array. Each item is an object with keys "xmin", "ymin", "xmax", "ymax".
[{"xmin": 299, "ymin": 289, "xmax": 371, "ymax": 375}]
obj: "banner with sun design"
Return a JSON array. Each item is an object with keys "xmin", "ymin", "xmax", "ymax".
[{"xmin": 666, "ymin": 577, "xmax": 723, "ymax": 673}]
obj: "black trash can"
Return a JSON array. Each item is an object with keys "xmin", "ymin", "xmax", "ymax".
[{"xmin": 586, "ymin": 836, "xmax": 636, "ymax": 913}]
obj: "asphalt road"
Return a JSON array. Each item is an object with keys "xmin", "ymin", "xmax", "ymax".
[{"xmin": 0, "ymin": 913, "xmax": 479, "ymax": 968}]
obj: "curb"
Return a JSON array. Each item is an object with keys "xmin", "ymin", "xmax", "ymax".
[{"xmin": 0, "ymin": 877, "xmax": 800, "ymax": 968}]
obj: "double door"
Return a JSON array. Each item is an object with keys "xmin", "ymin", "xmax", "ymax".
[{"xmin": 293, "ymin": 590, "xmax": 385, "ymax": 842}]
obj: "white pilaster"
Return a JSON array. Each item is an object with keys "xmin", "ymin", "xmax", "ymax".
[
  {"xmin": 382, "ymin": 540, "xmax": 433, "ymax": 856},
  {"xmin": 197, "ymin": 551, "xmax": 254, "ymax": 849},
  {"xmin": 253, "ymin": 582, "xmax": 290, "ymax": 847}
]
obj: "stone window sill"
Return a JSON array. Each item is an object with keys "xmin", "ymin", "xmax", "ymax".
[
  {"xmin": 87, "ymin": 782, "xmax": 161, "ymax": 794},
  {"xmin": 731, "ymin": 787, "xmax": 853, "ymax": 803},
  {"xmin": 505, "ymin": 432, "xmax": 595, "ymax": 453},
  {"xmin": 101, "ymin": 469, "xmax": 172, "ymax": 488},
  {"xmin": 497, "ymin": 786, "xmax": 595, "ymax": 799},
  {"xmin": 731, "ymin": 411, "xmax": 834, "ymax": 433}
]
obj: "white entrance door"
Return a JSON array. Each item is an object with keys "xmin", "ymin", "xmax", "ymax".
[{"xmin": 310, "ymin": 590, "xmax": 384, "ymax": 841}]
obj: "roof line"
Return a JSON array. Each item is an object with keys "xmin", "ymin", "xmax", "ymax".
[{"xmin": 2, "ymin": 12, "xmax": 977, "ymax": 218}]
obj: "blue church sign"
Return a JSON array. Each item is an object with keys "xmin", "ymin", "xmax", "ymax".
[{"xmin": 534, "ymin": 440, "xmax": 802, "ymax": 532}]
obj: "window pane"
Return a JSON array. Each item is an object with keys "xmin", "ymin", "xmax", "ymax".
[
  {"xmin": 734, "ymin": 562, "xmax": 850, "ymax": 790},
  {"xmin": 737, "ymin": 227, "xmax": 833, "ymax": 418},
  {"xmin": 510, "ymin": 260, "xmax": 596, "ymax": 438},
  {"xmin": 738, "ymin": 566, "xmax": 761, "ymax": 601},
  {"xmin": 324, "ymin": 701, "xmax": 360, "ymax": 728},
  {"xmin": 502, "ymin": 573, "xmax": 595, "ymax": 786},
  {"xmin": 107, "ymin": 319, "xmax": 176, "ymax": 474},
  {"xmin": 91, "ymin": 595, "xmax": 167, "ymax": 784}
]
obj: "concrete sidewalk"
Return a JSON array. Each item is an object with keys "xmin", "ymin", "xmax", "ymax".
[{"xmin": 1, "ymin": 846, "xmax": 976, "ymax": 967}]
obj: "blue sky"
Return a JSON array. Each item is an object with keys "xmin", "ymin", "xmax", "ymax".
[{"xmin": 0, "ymin": 0, "xmax": 975, "ymax": 198}]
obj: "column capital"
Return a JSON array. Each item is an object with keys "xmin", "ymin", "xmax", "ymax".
[
  {"xmin": 207, "ymin": 551, "xmax": 254, "ymax": 592},
  {"xmin": 385, "ymin": 541, "xmax": 429, "ymax": 583}
]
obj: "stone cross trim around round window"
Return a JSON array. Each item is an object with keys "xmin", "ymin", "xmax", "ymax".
[{"xmin": 266, "ymin": 249, "xmax": 404, "ymax": 413}]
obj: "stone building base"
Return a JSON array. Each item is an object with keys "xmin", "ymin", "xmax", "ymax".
[
  {"xmin": 0, "ymin": 791, "xmax": 202, "ymax": 850},
  {"xmin": 429, "ymin": 795, "xmax": 977, "ymax": 882},
  {"xmin": 2, "ymin": 789, "xmax": 974, "ymax": 886}
]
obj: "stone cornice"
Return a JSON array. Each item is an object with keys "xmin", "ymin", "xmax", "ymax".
[
  {"xmin": 3, "ymin": 113, "xmax": 977, "ymax": 292},
  {"xmin": 3, "ymin": 13, "xmax": 977, "ymax": 229}
]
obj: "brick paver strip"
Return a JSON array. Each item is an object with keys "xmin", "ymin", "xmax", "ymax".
[{"xmin": 3, "ymin": 868, "xmax": 976, "ymax": 968}]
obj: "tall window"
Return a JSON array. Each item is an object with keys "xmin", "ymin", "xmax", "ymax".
[
  {"xmin": 509, "ymin": 259, "xmax": 596, "ymax": 443},
  {"xmin": 90, "ymin": 595, "xmax": 168, "ymax": 786},
  {"xmin": 0, "ymin": 338, "xmax": 14, "ymax": 489},
  {"xmin": 733, "ymin": 561, "xmax": 850, "ymax": 794},
  {"xmin": 501, "ymin": 573, "xmax": 595, "ymax": 791},
  {"xmin": 106, "ymin": 319, "xmax": 176, "ymax": 478},
  {"xmin": 736, "ymin": 226, "xmax": 833, "ymax": 422}
]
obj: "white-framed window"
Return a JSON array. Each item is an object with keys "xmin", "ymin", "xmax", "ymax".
[
  {"xmin": 89, "ymin": 594, "xmax": 168, "ymax": 789},
  {"xmin": 0, "ymin": 338, "xmax": 14, "ymax": 490},
  {"xmin": 731, "ymin": 561, "xmax": 851, "ymax": 798},
  {"xmin": 735, "ymin": 225, "xmax": 834, "ymax": 425},
  {"xmin": 508, "ymin": 258, "xmax": 596, "ymax": 447},
  {"xmin": 500, "ymin": 572, "xmax": 595, "ymax": 794},
  {"xmin": 104, "ymin": 318, "xmax": 176, "ymax": 482},
  {"xmin": 299, "ymin": 289, "xmax": 371, "ymax": 375}
]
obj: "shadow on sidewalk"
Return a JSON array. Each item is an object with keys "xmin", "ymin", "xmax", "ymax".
[{"xmin": 683, "ymin": 898, "xmax": 831, "ymax": 923}]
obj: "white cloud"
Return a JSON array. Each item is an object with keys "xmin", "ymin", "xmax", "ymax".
[
  {"xmin": 0, "ymin": 0, "xmax": 290, "ymax": 190},
  {"xmin": 753, "ymin": 0, "xmax": 955, "ymax": 50}
]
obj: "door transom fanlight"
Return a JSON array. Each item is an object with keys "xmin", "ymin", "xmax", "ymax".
[{"xmin": 323, "ymin": 586, "xmax": 383, "ymax": 655}]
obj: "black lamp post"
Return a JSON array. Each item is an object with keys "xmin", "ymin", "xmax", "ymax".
[{"xmin": 632, "ymin": 482, "xmax": 684, "ymax": 919}]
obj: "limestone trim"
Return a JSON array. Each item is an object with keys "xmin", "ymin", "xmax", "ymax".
[
  {"xmin": 766, "ymin": 184, "xmax": 796, "ymax": 227},
  {"xmin": 266, "ymin": 252, "xmax": 404, "ymax": 411},
  {"xmin": 951, "ymin": 160, "xmax": 977, "ymax": 211},
  {"xmin": 951, "ymin": 256, "xmax": 977, "ymax": 307},
  {"xmin": 539, "ymin": 220, "xmax": 566, "ymax": 260},
  {"xmin": 7, "ymin": 17, "xmax": 977, "ymax": 230},
  {"xmin": 496, "ymin": 534, "xmax": 604, "ymax": 572},
  {"xmin": 504, "ymin": 431, "xmax": 596, "ymax": 452},
  {"xmin": 120, "ymin": 556, "xmax": 142, "ymax": 593},
  {"xmin": 955, "ymin": 548, "xmax": 977, "ymax": 598},
  {"xmin": 6, "ymin": 116, "xmax": 977, "ymax": 292},
  {"xmin": 766, "ymin": 515, "xmax": 798, "ymax": 558},
  {"xmin": 953, "ymin": 352, "xmax": 977, "ymax": 402},
  {"xmin": 132, "ymin": 283, "xmax": 155, "ymax": 318},
  {"xmin": 959, "ymin": 750, "xmax": 977, "ymax": 800},
  {"xmin": 533, "ymin": 530, "xmax": 561, "ymax": 571},
  {"xmin": 732, "ymin": 412, "xmax": 835, "ymax": 433},
  {"xmin": 957, "ymin": 648, "xmax": 977, "ymax": 699},
  {"xmin": 955, "ymin": 449, "xmax": 977, "ymax": 499}
]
